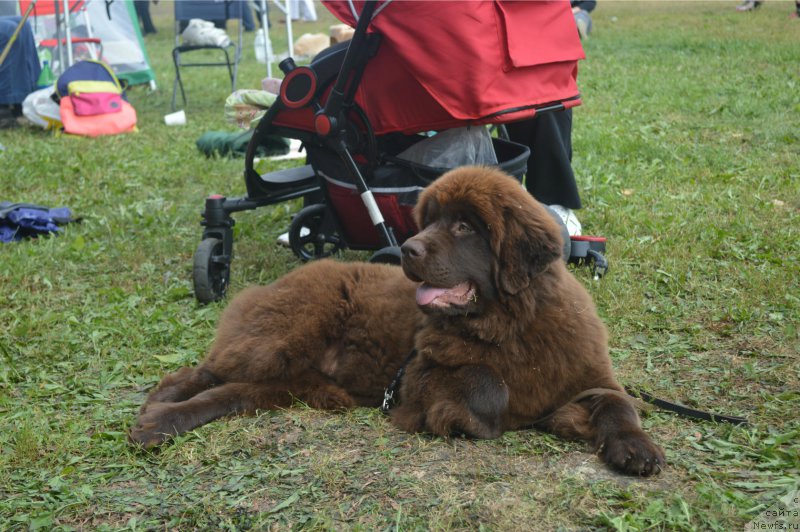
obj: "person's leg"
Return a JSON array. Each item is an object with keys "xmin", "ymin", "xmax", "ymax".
[
  {"xmin": 254, "ymin": 1, "xmax": 271, "ymax": 28},
  {"xmin": 141, "ymin": 1, "xmax": 157, "ymax": 34},
  {"xmin": 241, "ymin": 0, "xmax": 256, "ymax": 31},
  {"xmin": 735, "ymin": 1, "xmax": 762, "ymax": 12},
  {"xmin": 505, "ymin": 110, "xmax": 582, "ymax": 210},
  {"xmin": 133, "ymin": 0, "xmax": 146, "ymax": 30},
  {"xmin": 505, "ymin": 110, "xmax": 582, "ymax": 235}
]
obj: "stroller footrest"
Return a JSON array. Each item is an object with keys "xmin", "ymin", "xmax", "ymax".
[{"xmin": 259, "ymin": 164, "xmax": 316, "ymax": 187}]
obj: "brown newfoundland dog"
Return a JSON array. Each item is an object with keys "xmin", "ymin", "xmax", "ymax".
[{"xmin": 130, "ymin": 166, "xmax": 664, "ymax": 476}]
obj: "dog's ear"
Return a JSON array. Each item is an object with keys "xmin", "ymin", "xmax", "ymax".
[
  {"xmin": 493, "ymin": 204, "xmax": 563, "ymax": 295},
  {"xmin": 412, "ymin": 194, "xmax": 439, "ymax": 232}
]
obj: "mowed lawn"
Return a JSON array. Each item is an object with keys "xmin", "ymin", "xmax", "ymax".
[{"xmin": 0, "ymin": 1, "xmax": 798, "ymax": 530}]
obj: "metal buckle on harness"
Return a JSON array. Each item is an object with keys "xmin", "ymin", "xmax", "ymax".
[
  {"xmin": 380, "ymin": 349, "xmax": 417, "ymax": 414},
  {"xmin": 381, "ymin": 388, "xmax": 395, "ymax": 414}
]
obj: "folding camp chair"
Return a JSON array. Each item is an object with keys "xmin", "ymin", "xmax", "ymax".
[{"xmin": 172, "ymin": 0, "xmax": 244, "ymax": 111}]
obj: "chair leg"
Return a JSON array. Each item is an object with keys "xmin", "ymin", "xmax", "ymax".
[
  {"xmin": 171, "ymin": 76, "xmax": 178, "ymax": 112},
  {"xmin": 172, "ymin": 48, "xmax": 187, "ymax": 111},
  {"xmin": 222, "ymin": 47, "xmax": 235, "ymax": 92},
  {"xmin": 232, "ymin": 50, "xmax": 239, "ymax": 92}
]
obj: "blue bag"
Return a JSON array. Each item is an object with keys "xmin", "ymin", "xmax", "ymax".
[
  {"xmin": 54, "ymin": 60, "xmax": 126, "ymax": 102},
  {"xmin": 0, "ymin": 202, "xmax": 76, "ymax": 242}
]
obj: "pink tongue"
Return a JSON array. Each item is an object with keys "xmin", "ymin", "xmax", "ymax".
[{"xmin": 416, "ymin": 284, "xmax": 448, "ymax": 306}]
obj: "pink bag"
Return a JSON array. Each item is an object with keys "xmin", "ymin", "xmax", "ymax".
[
  {"xmin": 60, "ymin": 95, "xmax": 137, "ymax": 137},
  {"xmin": 71, "ymin": 92, "xmax": 123, "ymax": 116}
]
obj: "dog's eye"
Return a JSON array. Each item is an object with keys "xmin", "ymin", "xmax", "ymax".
[{"xmin": 453, "ymin": 221, "xmax": 474, "ymax": 235}]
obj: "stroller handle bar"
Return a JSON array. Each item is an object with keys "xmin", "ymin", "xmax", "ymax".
[
  {"xmin": 346, "ymin": 0, "xmax": 392, "ymax": 22},
  {"xmin": 316, "ymin": 0, "xmax": 379, "ymax": 138}
]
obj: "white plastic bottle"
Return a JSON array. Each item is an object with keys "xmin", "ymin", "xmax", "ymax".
[{"xmin": 254, "ymin": 29, "xmax": 272, "ymax": 64}]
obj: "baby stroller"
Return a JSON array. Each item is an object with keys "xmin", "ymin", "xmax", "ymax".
[{"xmin": 193, "ymin": 0, "xmax": 598, "ymax": 303}]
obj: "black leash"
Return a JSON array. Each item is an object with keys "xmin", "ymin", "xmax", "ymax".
[{"xmin": 626, "ymin": 388, "xmax": 749, "ymax": 426}]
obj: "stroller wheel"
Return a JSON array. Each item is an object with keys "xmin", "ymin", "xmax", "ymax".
[
  {"xmin": 289, "ymin": 204, "xmax": 343, "ymax": 262},
  {"xmin": 193, "ymin": 237, "xmax": 230, "ymax": 303}
]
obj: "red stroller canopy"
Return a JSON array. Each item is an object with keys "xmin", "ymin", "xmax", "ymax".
[{"xmin": 321, "ymin": 0, "xmax": 584, "ymax": 134}]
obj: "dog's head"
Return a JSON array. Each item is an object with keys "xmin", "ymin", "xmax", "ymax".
[{"xmin": 401, "ymin": 166, "xmax": 563, "ymax": 314}]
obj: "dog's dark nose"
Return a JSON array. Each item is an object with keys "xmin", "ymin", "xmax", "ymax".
[{"xmin": 401, "ymin": 238, "xmax": 425, "ymax": 259}]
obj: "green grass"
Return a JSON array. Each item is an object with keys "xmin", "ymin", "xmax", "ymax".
[{"xmin": 1, "ymin": 1, "xmax": 798, "ymax": 530}]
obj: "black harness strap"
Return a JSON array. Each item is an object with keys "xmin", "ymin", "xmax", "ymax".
[{"xmin": 381, "ymin": 349, "xmax": 417, "ymax": 414}]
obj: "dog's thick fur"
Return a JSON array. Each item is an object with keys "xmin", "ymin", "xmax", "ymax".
[{"xmin": 130, "ymin": 166, "xmax": 664, "ymax": 476}]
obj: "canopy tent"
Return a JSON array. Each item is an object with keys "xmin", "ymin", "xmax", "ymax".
[
  {"xmin": 85, "ymin": 0, "xmax": 155, "ymax": 86},
  {"xmin": 19, "ymin": 0, "xmax": 155, "ymax": 87}
]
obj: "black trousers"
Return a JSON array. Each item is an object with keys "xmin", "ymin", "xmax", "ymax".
[
  {"xmin": 134, "ymin": 0, "xmax": 157, "ymax": 34},
  {"xmin": 505, "ymin": 109, "xmax": 582, "ymax": 209}
]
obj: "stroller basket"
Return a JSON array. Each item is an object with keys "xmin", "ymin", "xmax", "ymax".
[{"xmin": 309, "ymin": 137, "xmax": 529, "ymax": 249}]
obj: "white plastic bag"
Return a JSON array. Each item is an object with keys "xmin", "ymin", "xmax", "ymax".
[
  {"xmin": 21, "ymin": 86, "xmax": 62, "ymax": 130},
  {"xmin": 254, "ymin": 28, "xmax": 273, "ymax": 64},
  {"xmin": 182, "ymin": 19, "xmax": 231, "ymax": 47},
  {"xmin": 396, "ymin": 126, "xmax": 498, "ymax": 168}
]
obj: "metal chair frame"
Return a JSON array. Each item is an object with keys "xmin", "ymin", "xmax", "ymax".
[{"xmin": 171, "ymin": 0, "xmax": 244, "ymax": 111}]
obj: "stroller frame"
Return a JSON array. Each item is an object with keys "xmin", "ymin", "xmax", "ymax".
[{"xmin": 193, "ymin": 0, "xmax": 584, "ymax": 303}]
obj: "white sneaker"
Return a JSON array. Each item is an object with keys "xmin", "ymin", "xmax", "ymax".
[
  {"xmin": 574, "ymin": 11, "xmax": 592, "ymax": 39},
  {"xmin": 548, "ymin": 204, "xmax": 582, "ymax": 236}
]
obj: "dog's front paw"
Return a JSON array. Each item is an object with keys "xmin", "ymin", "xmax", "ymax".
[
  {"xmin": 599, "ymin": 429, "xmax": 665, "ymax": 476},
  {"xmin": 424, "ymin": 400, "xmax": 503, "ymax": 439},
  {"xmin": 389, "ymin": 404, "xmax": 426, "ymax": 435},
  {"xmin": 128, "ymin": 402, "xmax": 180, "ymax": 449}
]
